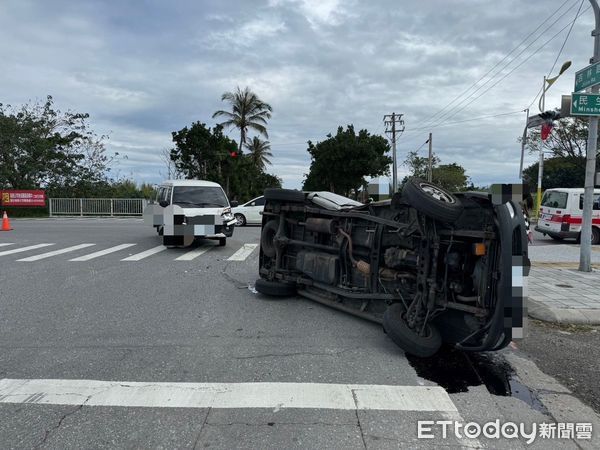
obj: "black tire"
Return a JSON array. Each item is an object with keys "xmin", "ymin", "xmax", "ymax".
[
  {"xmin": 593, "ymin": 227, "xmax": 600, "ymax": 245},
  {"xmin": 402, "ymin": 178, "xmax": 463, "ymax": 223},
  {"xmin": 577, "ymin": 228, "xmax": 600, "ymax": 245},
  {"xmin": 550, "ymin": 235, "xmax": 564, "ymax": 241},
  {"xmin": 219, "ymin": 238, "xmax": 226, "ymax": 246},
  {"xmin": 261, "ymin": 220, "xmax": 278, "ymax": 258},
  {"xmin": 234, "ymin": 213, "xmax": 246, "ymax": 226},
  {"xmin": 264, "ymin": 188, "xmax": 305, "ymax": 203},
  {"xmin": 255, "ymin": 278, "xmax": 296, "ymax": 297},
  {"xmin": 383, "ymin": 303, "xmax": 442, "ymax": 358}
]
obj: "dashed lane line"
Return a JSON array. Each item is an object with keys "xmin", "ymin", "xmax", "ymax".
[
  {"xmin": 0, "ymin": 243, "xmax": 14, "ymax": 247},
  {"xmin": 227, "ymin": 243, "xmax": 258, "ymax": 261},
  {"xmin": 175, "ymin": 246, "xmax": 212, "ymax": 261},
  {"xmin": 0, "ymin": 379, "xmax": 457, "ymax": 412},
  {"xmin": 16, "ymin": 244, "xmax": 96, "ymax": 262},
  {"xmin": 121, "ymin": 245, "xmax": 167, "ymax": 261},
  {"xmin": 0, "ymin": 243, "xmax": 55, "ymax": 257},
  {"xmin": 69, "ymin": 243, "xmax": 138, "ymax": 261}
]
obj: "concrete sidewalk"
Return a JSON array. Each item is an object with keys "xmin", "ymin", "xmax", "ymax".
[{"xmin": 528, "ymin": 266, "xmax": 600, "ymax": 324}]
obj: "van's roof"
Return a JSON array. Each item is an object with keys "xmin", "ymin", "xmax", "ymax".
[
  {"xmin": 545, "ymin": 188, "xmax": 600, "ymax": 193},
  {"xmin": 160, "ymin": 179, "xmax": 222, "ymax": 188}
]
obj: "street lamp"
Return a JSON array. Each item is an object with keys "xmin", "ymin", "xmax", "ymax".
[{"xmin": 535, "ymin": 60, "xmax": 572, "ymax": 217}]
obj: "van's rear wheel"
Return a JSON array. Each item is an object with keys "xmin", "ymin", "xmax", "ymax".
[{"xmin": 402, "ymin": 178, "xmax": 463, "ymax": 223}]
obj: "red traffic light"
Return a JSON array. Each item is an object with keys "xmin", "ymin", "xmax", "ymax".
[{"xmin": 230, "ymin": 151, "xmax": 238, "ymax": 158}]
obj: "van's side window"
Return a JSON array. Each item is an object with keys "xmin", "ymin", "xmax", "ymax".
[
  {"xmin": 579, "ymin": 194, "xmax": 600, "ymax": 210},
  {"xmin": 156, "ymin": 187, "xmax": 165, "ymax": 203},
  {"xmin": 162, "ymin": 187, "xmax": 172, "ymax": 205}
]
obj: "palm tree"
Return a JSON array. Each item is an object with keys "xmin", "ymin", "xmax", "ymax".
[
  {"xmin": 212, "ymin": 86, "xmax": 273, "ymax": 153},
  {"xmin": 245, "ymin": 136, "xmax": 273, "ymax": 171}
]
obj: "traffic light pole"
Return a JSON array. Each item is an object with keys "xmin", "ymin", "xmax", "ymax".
[{"xmin": 580, "ymin": 0, "xmax": 600, "ymax": 272}]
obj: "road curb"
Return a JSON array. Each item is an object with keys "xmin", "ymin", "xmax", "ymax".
[{"xmin": 528, "ymin": 297, "xmax": 600, "ymax": 325}]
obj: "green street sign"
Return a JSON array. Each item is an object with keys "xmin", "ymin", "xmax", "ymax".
[
  {"xmin": 575, "ymin": 62, "xmax": 600, "ymax": 92},
  {"xmin": 571, "ymin": 92, "xmax": 600, "ymax": 116}
]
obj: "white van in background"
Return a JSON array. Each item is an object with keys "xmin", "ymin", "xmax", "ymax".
[
  {"xmin": 144, "ymin": 180, "xmax": 237, "ymax": 247},
  {"xmin": 535, "ymin": 188, "xmax": 600, "ymax": 244}
]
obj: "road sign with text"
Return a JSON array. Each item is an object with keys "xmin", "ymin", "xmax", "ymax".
[
  {"xmin": 571, "ymin": 92, "xmax": 600, "ymax": 116},
  {"xmin": 575, "ymin": 62, "xmax": 600, "ymax": 92}
]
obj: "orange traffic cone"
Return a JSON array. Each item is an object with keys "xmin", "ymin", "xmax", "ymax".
[{"xmin": 1, "ymin": 211, "xmax": 12, "ymax": 231}]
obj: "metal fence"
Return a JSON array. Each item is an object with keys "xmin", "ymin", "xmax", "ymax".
[{"xmin": 49, "ymin": 198, "xmax": 148, "ymax": 217}]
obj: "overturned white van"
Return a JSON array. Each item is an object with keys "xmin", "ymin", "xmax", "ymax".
[{"xmin": 143, "ymin": 180, "xmax": 237, "ymax": 247}]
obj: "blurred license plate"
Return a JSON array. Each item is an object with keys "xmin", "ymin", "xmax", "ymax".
[{"xmin": 541, "ymin": 213, "xmax": 553, "ymax": 221}]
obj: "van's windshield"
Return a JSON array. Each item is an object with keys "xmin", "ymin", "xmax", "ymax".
[
  {"xmin": 541, "ymin": 191, "xmax": 568, "ymax": 209},
  {"xmin": 172, "ymin": 186, "xmax": 228, "ymax": 207}
]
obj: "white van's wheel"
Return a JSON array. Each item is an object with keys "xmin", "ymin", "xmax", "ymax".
[{"xmin": 578, "ymin": 228, "xmax": 600, "ymax": 245}]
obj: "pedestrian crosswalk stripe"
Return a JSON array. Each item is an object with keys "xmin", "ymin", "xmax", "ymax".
[
  {"xmin": 227, "ymin": 243, "xmax": 258, "ymax": 261},
  {"xmin": 0, "ymin": 379, "xmax": 457, "ymax": 412},
  {"xmin": 0, "ymin": 243, "xmax": 14, "ymax": 247},
  {"xmin": 121, "ymin": 245, "xmax": 166, "ymax": 261},
  {"xmin": 69, "ymin": 243, "xmax": 137, "ymax": 261},
  {"xmin": 175, "ymin": 246, "xmax": 211, "ymax": 261},
  {"xmin": 16, "ymin": 244, "xmax": 96, "ymax": 262},
  {"xmin": 0, "ymin": 243, "xmax": 55, "ymax": 257}
]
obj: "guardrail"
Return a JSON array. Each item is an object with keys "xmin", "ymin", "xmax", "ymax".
[{"xmin": 49, "ymin": 198, "xmax": 148, "ymax": 217}]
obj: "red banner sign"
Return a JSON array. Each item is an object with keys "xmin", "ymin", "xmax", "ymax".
[{"xmin": 0, "ymin": 190, "xmax": 46, "ymax": 207}]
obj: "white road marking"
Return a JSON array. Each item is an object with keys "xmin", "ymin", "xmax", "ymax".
[
  {"xmin": 0, "ymin": 243, "xmax": 55, "ymax": 257},
  {"xmin": 69, "ymin": 244, "xmax": 137, "ymax": 261},
  {"xmin": 16, "ymin": 244, "xmax": 96, "ymax": 262},
  {"xmin": 121, "ymin": 245, "xmax": 166, "ymax": 261},
  {"xmin": 175, "ymin": 246, "xmax": 211, "ymax": 261},
  {"xmin": 227, "ymin": 243, "xmax": 258, "ymax": 261},
  {"xmin": 0, "ymin": 243, "xmax": 14, "ymax": 247},
  {"xmin": 0, "ymin": 379, "xmax": 457, "ymax": 412}
]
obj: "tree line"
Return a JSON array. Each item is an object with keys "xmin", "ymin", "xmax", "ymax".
[
  {"xmin": 522, "ymin": 117, "xmax": 600, "ymax": 189},
  {"xmin": 0, "ymin": 96, "xmax": 154, "ymax": 199},
  {"xmin": 169, "ymin": 86, "xmax": 281, "ymax": 202}
]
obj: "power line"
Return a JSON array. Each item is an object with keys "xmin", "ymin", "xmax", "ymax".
[
  {"xmin": 424, "ymin": 6, "xmax": 590, "ymax": 130},
  {"xmin": 415, "ymin": 0, "xmax": 578, "ymax": 130},
  {"xmin": 401, "ymin": 110, "xmax": 523, "ymax": 142},
  {"xmin": 424, "ymin": 3, "xmax": 583, "ymax": 130},
  {"xmin": 528, "ymin": 0, "xmax": 585, "ymax": 109}
]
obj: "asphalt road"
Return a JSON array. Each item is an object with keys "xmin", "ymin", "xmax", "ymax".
[
  {"xmin": 517, "ymin": 321, "xmax": 600, "ymax": 414},
  {"xmin": 0, "ymin": 218, "xmax": 598, "ymax": 449}
]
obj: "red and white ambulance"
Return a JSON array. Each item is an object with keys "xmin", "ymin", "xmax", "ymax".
[{"xmin": 535, "ymin": 188, "xmax": 600, "ymax": 244}]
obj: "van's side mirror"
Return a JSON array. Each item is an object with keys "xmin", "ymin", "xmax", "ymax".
[
  {"xmin": 159, "ymin": 200, "xmax": 169, "ymax": 207},
  {"xmin": 230, "ymin": 200, "xmax": 239, "ymax": 207}
]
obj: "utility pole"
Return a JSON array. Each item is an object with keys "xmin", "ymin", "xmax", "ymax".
[
  {"xmin": 427, "ymin": 133, "xmax": 433, "ymax": 182},
  {"xmin": 580, "ymin": 0, "xmax": 600, "ymax": 272},
  {"xmin": 383, "ymin": 113, "xmax": 405, "ymax": 193},
  {"xmin": 537, "ymin": 77, "xmax": 547, "ymax": 218},
  {"xmin": 519, "ymin": 108, "xmax": 529, "ymax": 179}
]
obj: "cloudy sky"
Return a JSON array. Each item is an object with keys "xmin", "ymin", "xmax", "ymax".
[{"xmin": 1, "ymin": 0, "xmax": 595, "ymax": 189}]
